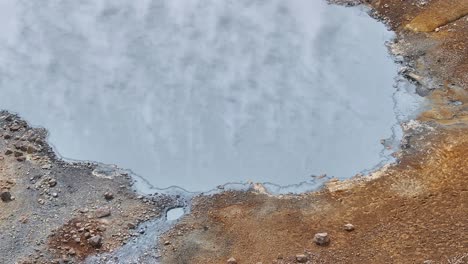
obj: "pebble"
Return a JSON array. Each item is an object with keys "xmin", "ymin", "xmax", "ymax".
[
  {"xmin": 296, "ymin": 254, "xmax": 308, "ymax": 263},
  {"xmin": 313, "ymin": 232, "xmax": 330, "ymax": 246},
  {"xmin": 104, "ymin": 192, "xmax": 114, "ymax": 200},
  {"xmin": 48, "ymin": 179, "xmax": 57, "ymax": 187},
  {"xmin": 95, "ymin": 207, "xmax": 111, "ymax": 218},
  {"xmin": 344, "ymin": 223, "xmax": 355, "ymax": 231},
  {"xmin": 0, "ymin": 190, "xmax": 12, "ymax": 202},
  {"xmin": 4, "ymin": 149, "xmax": 13, "ymax": 155},
  {"xmin": 227, "ymin": 257, "xmax": 237, "ymax": 264},
  {"xmin": 88, "ymin": 235, "xmax": 102, "ymax": 247}
]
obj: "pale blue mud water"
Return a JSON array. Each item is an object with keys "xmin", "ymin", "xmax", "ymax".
[{"xmin": 0, "ymin": 0, "xmax": 424, "ymax": 194}]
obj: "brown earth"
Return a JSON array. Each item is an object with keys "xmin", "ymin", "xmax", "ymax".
[{"xmin": 160, "ymin": 0, "xmax": 468, "ymax": 263}]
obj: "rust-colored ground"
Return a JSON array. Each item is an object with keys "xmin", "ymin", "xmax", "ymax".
[{"xmin": 161, "ymin": 0, "xmax": 468, "ymax": 263}]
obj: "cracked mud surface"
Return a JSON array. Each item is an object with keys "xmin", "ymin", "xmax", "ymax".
[{"xmin": 0, "ymin": 0, "xmax": 467, "ymax": 263}]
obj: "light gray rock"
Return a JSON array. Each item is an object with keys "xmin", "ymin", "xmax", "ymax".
[{"xmin": 313, "ymin": 232, "xmax": 330, "ymax": 246}]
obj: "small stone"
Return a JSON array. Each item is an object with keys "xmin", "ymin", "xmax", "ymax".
[
  {"xmin": 127, "ymin": 223, "xmax": 136, "ymax": 229},
  {"xmin": 9, "ymin": 124, "xmax": 21, "ymax": 131},
  {"xmin": 38, "ymin": 199, "xmax": 45, "ymax": 205},
  {"xmin": 51, "ymin": 192, "xmax": 58, "ymax": 198},
  {"xmin": 227, "ymin": 257, "xmax": 237, "ymax": 264},
  {"xmin": 296, "ymin": 254, "xmax": 308, "ymax": 263},
  {"xmin": 48, "ymin": 179, "xmax": 57, "ymax": 187},
  {"xmin": 79, "ymin": 208, "xmax": 89, "ymax": 213},
  {"xmin": 74, "ymin": 238, "xmax": 81, "ymax": 243},
  {"xmin": 1, "ymin": 190, "xmax": 12, "ymax": 202},
  {"xmin": 4, "ymin": 149, "xmax": 13, "ymax": 155},
  {"xmin": 88, "ymin": 235, "xmax": 102, "ymax": 247},
  {"xmin": 344, "ymin": 223, "xmax": 355, "ymax": 231},
  {"xmin": 4, "ymin": 134, "xmax": 11, "ymax": 139},
  {"xmin": 68, "ymin": 249, "xmax": 76, "ymax": 256},
  {"xmin": 97, "ymin": 225, "xmax": 106, "ymax": 232},
  {"xmin": 16, "ymin": 156, "xmax": 26, "ymax": 162},
  {"xmin": 27, "ymin": 145, "xmax": 40, "ymax": 154},
  {"xmin": 164, "ymin": 241, "xmax": 171, "ymax": 246},
  {"xmin": 104, "ymin": 192, "xmax": 114, "ymax": 200},
  {"xmin": 13, "ymin": 151, "xmax": 23, "ymax": 157},
  {"xmin": 313, "ymin": 232, "xmax": 330, "ymax": 246},
  {"xmin": 95, "ymin": 207, "xmax": 111, "ymax": 218}
]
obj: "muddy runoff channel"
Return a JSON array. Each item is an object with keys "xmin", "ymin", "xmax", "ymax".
[{"xmin": 0, "ymin": 0, "xmax": 432, "ymax": 263}]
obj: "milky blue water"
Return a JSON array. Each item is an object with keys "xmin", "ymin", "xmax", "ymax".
[{"xmin": 0, "ymin": 0, "xmax": 423, "ymax": 192}]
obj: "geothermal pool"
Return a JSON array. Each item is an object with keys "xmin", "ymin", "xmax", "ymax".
[{"xmin": 0, "ymin": 0, "xmax": 422, "ymax": 192}]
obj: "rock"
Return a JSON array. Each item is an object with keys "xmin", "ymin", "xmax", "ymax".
[
  {"xmin": 95, "ymin": 207, "xmax": 111, "ymax": 218},
  {"xmin": 313, "ymin": 232, "xmax": 330, "ymax": 246},
  {"xmin": 0, "ymin": 190, "xmax": 12, "ymax": 202},
  {"xmin": 48, "ymin": 179, "xmax": 57, "ymax": 187},
  {"xmin": 4, "ymin": 149, "xmax": 13, "ymax": 155},
  {"xmin": 87, "ymin": 235, "xmax": 102, "ymax": 247},
  {"xmin": 14, "ymin": 142, "xmax": 28, "ymax": 151},
  {"xmin": 296, "ymin": 254, "xmax": 308, "ymax": 263},
  {"xmin": 51, "ymin": 192, "xmax": 58, "ymax": 198},
  {"xmin": 79, "ymin": 208, "xmax": 89, "ymax": 213},
  {"xmin": 9, "ymin": 124, "xmax": 21, "ymax": 131},
  {"xmin": 14, "ymin": 151, "xmax": 23, "ymax": 157},
  {"xmin": 104, "ymin": 192, "xmax": 114, "ymax": 200},
  {"xmin": 3, "ymin": 134, "xmax": 11, "ymax": 139},
  {"xmin": 127, "ymin": 223, "xmax": 136, "ymax": 229},
  {"xmin": 38, "ymin": 199, "xmax": 45, "ymax": 205},
  {"xmin": 27, "ymin": 145, "xmax": 40, "ymax": 154},
  {"xmin": 68, "ymin": 249, "xmax": 76, "ymax": 256},
  {"xmin": 16, "ymin": 156, "xmax": 26, "ymax": 162},
  {"xmin": 227, "ymin": 257, "xmax": 237, "ymax": 264},
  {"xmin": 344, "ymin": 223, "xmax": 355, "ymax": 231}
]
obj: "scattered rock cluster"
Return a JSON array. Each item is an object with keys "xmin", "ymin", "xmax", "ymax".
[{"xmin": 48, "ymin": 218, "xmax": 108, "ymax": 258}]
